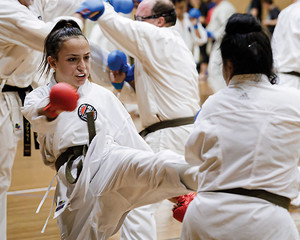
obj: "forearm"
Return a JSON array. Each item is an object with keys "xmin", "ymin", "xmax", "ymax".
[
  {"xmin": 97, "ymin": 3, "xmax": 147, "ymax": 60},
  {"xmin": 167, "ymin": 163, "xmax": 199, "ymax": 191}
]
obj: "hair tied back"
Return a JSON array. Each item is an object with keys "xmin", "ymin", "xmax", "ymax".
[
  {"xmin": 225, "ymin": 13, "xmax": 262, "ymax": 35},
  {"xmin": 65, "ymin": 22, "xmax": 74, "ymax": 29}
]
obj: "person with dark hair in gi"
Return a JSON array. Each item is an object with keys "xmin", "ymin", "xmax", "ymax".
[{"xmin": 180, "ymin": 13, "xmax": 300, "ymax": 239}]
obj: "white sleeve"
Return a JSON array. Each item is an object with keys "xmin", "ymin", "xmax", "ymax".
[
  {"xmin": 0, "ymin": 1, "xmax": 83, "ymax": 52},
  {"xmin": 30, "ymin": 0, "xmax": 83, "ymax": 22},
  {"xmin": 21, "ymin": 86, "xmax": 58, "ymax": 133},
  {"xmin": 193, "ymin": 23, "xmax": 208, "ymax": 47},
  {"xmin": 89, "ymin": 42, "xmax": 112, "ymax": 87},
  {"xmin": 97, "ymin": 3, "xmax": 156, "ymax": 61}
]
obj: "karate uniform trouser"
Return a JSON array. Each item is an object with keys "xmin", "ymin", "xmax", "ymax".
[
  {"xmin": 181, "ymin": 192, "xmax": 299, "ymax": 240},
  {"xmin": 120, "ymin": 126, "xmax": 192, "ymax": 240},
  {"xmin": 55, "ymin": 134, "xmax": 188, "ymax": 240},
  {"xmin": 0, "ymin": 92, "xmax": 21, "ymax": 240}
]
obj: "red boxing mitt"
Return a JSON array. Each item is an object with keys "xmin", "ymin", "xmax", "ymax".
[
  {"xmin": 172, "ymin": 192, "xmax": 196, "ymax": 222},
  {"xmin": 43, "ymin": 82, "xmax": 79, "ymax": 118}
]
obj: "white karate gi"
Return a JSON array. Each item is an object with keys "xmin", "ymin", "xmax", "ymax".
[
  {"xmin": 181, "ymin": 74, "xmax": 300, "ymax": 240},
  {"xmin": 95, "ymin": 4, "xmax": 200, "ymax": 239},
  {"xmin": 272, "ymin": 0, "xmax": 300, "ymax": 88},
  {"xmin": 173, "ymin": 12, "xmax": 207, "ymax": 63},
  {"xmin": 206, "ymin": 0, "xmax": 235, "ymax": 93},
  {"xmin": 0, "ymin": 1, "xmax": 82, "ymax": 239},
  {"xmin": 98, "ymin": 3, "xmax": 200, "ymax": 155},
  {"xmin": 22, "ymin": 77, "xmax": 189, "ymax": 239}
]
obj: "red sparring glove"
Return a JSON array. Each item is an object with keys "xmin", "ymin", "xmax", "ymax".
[
  {"xmin": 43, "ymin": 82, "xmax": 79, "ymax": 119},
  {"xmin": 172, "ymin": 192, "xmax": 196, "ymax": 222}
]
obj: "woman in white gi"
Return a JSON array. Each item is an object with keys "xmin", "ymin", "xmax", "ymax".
[
  {"xmin": 22, "ymin": 20, "xmax": 192, "ymax": 239},
  {"xmin": 0, "ymin": 1, "xmax": 86, "ymax": 239},
  {"xmin": 181, "ymin": 13, "xmax": 300, "ymax": 239}
]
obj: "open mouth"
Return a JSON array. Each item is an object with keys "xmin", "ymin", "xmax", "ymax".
[{"xmin": 76, "ymin": 73, "xmax": 86, "ymax": 78}]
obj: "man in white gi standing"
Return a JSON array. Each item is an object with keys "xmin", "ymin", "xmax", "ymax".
[
  {"xmin": 272, "ymin": 0, "xmax": 300, "ymax": 89},
  {"xmin": 206, "ymin": 0, "xmax": 235, "ymax": 93},
  {"xmin": 172, "ymin": 0, "xmax": 207, "ymax": 65},
  {"xmin": 81, "ymin": 0, "xmax": 200, "ymax": 238},
  {"xmin": 271, "ymin": 0, "xmax": 300, "ymax": 207}
]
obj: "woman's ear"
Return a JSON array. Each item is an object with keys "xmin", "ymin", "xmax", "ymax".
[{"xmin": 47, "ymin": 56, "xmax": 57, "ymax": 70}]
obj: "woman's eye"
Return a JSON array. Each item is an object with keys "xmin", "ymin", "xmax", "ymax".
[{"xmin": 68, "ymin": 58, "xmax": 76, "ymax": 62}]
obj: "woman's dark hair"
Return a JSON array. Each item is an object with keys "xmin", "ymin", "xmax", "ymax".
[
  {"xmin": 40, "ymin": 19, "xmax": 86, "ymax": 77},
  {"xmin": 220, "ymin": 13, "xmax": 277, "ymax": 84},
  {"xmin": 152, "ymin": 0, "xmax": 177, "ymax": 26}
]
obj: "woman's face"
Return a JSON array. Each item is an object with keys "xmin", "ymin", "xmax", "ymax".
[
  {"xmin": 175, "ymin": 1, "xmax": 187, "ymax": 20},
  {"xmin": 48, "ymin": 36, "xmax": 90, "ymax": 89}
]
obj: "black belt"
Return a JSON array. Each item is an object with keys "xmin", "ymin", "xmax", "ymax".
[
  {"xmin": 55, "ymin": 111, "xmax": 96, "ymax": 184},
  {"xmin": 2, "ymin": 84, "xmax": 35, "ymax": 156},
  {"xmin": 212, "ymin": 188, "xmax": 290, "ymax": 210},
  {"xmin": 281, "ymin": 71, "xmax": 300, "ymax": 78},
  {"xmin": 55, "ymin": 145, "xmax": 88, "ymax": 184},
  {"xmin": 2, "ymin": 85, "xmax": 33, "ymax": 104},
  {"xmin": 139, "ymin": 116, "xmax": 195, "ymax": 138}
]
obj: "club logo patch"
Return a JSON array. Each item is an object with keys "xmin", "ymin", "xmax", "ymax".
[
  {"xmin": 55, "ymin": 200, "xmax": 65, "ymax": 212},
  {"xmin": 78, "ymin": 104, "xmax": 97, "ymax": 122}
]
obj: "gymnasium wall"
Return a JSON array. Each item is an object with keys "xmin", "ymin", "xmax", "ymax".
[{"xmin": 228, "ymin": 0, "xmax": 294, "ymax": 14}]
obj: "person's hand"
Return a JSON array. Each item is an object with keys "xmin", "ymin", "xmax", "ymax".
[
  {"xmin": 43, "ymin": 83, "xmax": 79, "ymax": 119},
  {"xmin": 109, "ymin": 70, "xmax": 126, "ymax": 90},
  {"xmin": 189, "ymin": 8, "xmax": 201, "ymax": 29},
  {"xmin": 108, "ymin": 50, "xmax": 130, "ymax": 90},
  {"xmin": 76, "ymin": 0, "xmax": 105, "ymax": 21},
  {"xmin": 172, "ymin": 192, "xmax": 196, "ymax": 222},
  {"xmin": 206, "ymin": 30, "xmax": 214, "ymax": 39},
  {"xmin": 107, "ymin": 50, "xmax": 129, "ymax": 73},
  {"xmin": 107, "ymin": 0, "xmax": 134, "ymax": 14}
]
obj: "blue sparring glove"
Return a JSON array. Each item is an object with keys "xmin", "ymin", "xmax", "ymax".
[
  {"xmin": 106, "ymin": 0, "xmax": 134, "ymax": 14},
  {"xmin": 108, "ymin": 50, "xmax": 132, "ymax": 90},
  {"xmin": 107, "ymin": 50, "xmax": 129, "ymax": 73},
  {"xmin": 124, "ymin": 63, "xmax": 134, "ymax": 82},
  {"xmin": 188, "ymin": 8, "xmax": 201, "ymax": 19},
  {"xmin": 206, "ymin": 30, "xmax": 214, "ymax": 39},
  {"xmin": 111, "ymin": 81, "xmax": 124, "ymax": 89},
  {"xmin": 76, "ymin": 0, "xmax": 105, "ymax": 21}
]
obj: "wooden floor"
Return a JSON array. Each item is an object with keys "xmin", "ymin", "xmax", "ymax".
[{"xmin": 7, "ymin": 111, "xmax": 300, "ymax": 240}]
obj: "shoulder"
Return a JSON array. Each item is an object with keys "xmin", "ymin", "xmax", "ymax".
[
  {"xmin": 28, "ymin": 84, "xmax": 50, "ymax": 97},
  {"xmin": 273, "ymin": 84, "xmax": 300, "ymax": 98},
  {"xmin": 89, "ymin": 82, "xmax": 115, "ymax": 96}
]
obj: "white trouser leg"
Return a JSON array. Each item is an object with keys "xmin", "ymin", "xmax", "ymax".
[
  {"xmin": 0, "ymin": 93, "xmax": 18, "ymax": 240},
  {"xmin": 120, "ymin": 203, "xmax": 160, "ymax": 240}
]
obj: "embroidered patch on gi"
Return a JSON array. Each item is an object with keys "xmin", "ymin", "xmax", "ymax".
[
  {"xmin": 55, "ymin": 200, "xmax": 66, "ymax": 212},
  {"xmin": 78, "ymin": 104, "xmax": 97, "ymax": 122},
  {"xmin": 15, "ymin": 123, "xmax": 21, "ymax": 130}
]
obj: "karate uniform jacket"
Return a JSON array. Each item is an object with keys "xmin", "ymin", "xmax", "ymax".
[
  {"xmin": 22, "ymin": 77, "xmax": 189, "ymax": 239},
  {"xmin": 181, "ymin": 74, "xmax": 300, "ymax": 240},
  {"xmin": 96, "ymin": 3, "xmax": 200, "ymax": 154}
]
